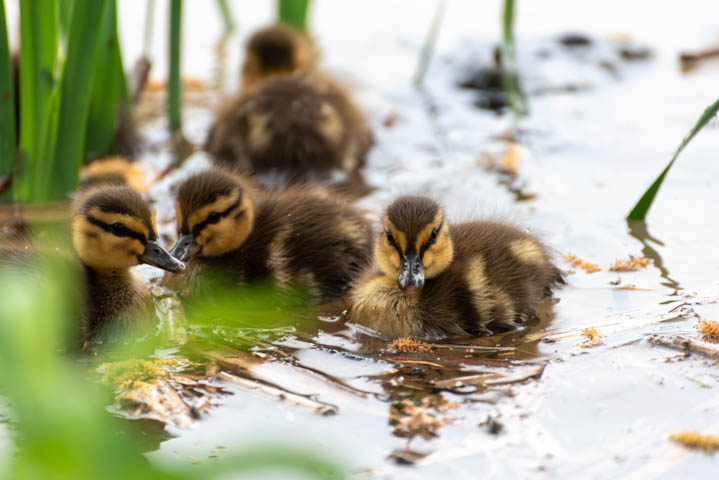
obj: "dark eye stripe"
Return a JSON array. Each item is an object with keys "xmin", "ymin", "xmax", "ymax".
[
  {"xmin": 87, "ymin": 216, "xmax": 147, "ymax": 245},
  {"xmin": 419, "ymin": 220, "xmax": 443, "ymax": 256},
  {"xmin": 191, "ymin": 198, "xmax": 242, "ymax": 237}
]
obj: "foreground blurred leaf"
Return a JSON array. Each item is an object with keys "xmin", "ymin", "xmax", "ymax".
[
  {"xmin": 627, "ymin": 97, "xmax": 719, "ymax": 220},
  {"xmin": 500, "ymin": 0, "xmax": 528, "ymax": 116}
]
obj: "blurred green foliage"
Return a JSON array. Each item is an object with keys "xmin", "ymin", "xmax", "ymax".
[
  {"xmin": 500, "ymin": 0, "xmax": 528, "ymax": 116},
  {"xmin": 0, "ymin": 0, "xmax": 14, "ymax": 200},
  {"xmin": 0, "ymin": 241, "xmax": 345, "ymax": 479},
  {"xmin": 168, "ymin": 0, "xmax": 182, "ymax": 133}
]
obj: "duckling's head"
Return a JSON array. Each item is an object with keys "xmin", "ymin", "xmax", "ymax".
[
  {"xmin": 376, "ymin": 196, "xmax": 454, "ymax": 294},
  {"xmin": 171, "ymin": 170, "xmax": 255, "ymax": 261},
  {"xmin": 242, "ymin": 24, "xmax": 315, "ymax": 91},
  {"xmin": 72, "ymin": 186, "xmax": 185, "ymax": 274}
]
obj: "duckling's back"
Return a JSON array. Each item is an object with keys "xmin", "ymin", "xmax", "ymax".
[
  {"xmin": 446, "ymin": 220, "xmax": 563, "ymax": 333},
  {"xmin": 205, "ymin": 74, "xmax": 373, "ymax": 183},
  {"xmin": 197, "ymin": 186, "xmax": 374, "ymax": 301}
]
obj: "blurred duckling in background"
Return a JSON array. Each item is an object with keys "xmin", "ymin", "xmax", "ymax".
[
  {"xmin": 348, "ymin": 196, "xmax": 564, "ymax": 339},
  {"xmin": 72, "ymin": 186, "xmax": 185, "ymax": 349},
  {"xmin": 205, "ymin": 24, "xmax": 373, "ymax": 184},
  {"xmin": 206, "ymin": 74, "xmax": 373, "ymax": 183},
  {"xmin": 240, "ymin": 23, "xmax": 317, "ymax": 93},
  {"xmin": 79, "ymin": 156, "xmax": 146, "ymax": 192},
  {"xmin": 169, "ymin": 168, "xmax": 373, "ymax": 301}
]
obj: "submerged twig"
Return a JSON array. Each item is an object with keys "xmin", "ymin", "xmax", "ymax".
[
  {"xmin": 648, "ymin": 335, "xmax": 719, "ymax": 358},
  {"xmin": 218, "ymin": 371, "xmax": 338, "ymax": 416}
]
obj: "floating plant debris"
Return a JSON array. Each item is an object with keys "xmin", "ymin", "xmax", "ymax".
[
  {"xmin": 97, "ymin": 358, "xmax": 189, "ymax": 391},
  {"xmin": 698, "ymin": 319, "xmax": 719, "ymax": 343},
  {"xmin": 565, "ymin": 254, "xmax": 601, "ymax": 274},
  {"xmin": 390, "ymin": 337, "xmax": 435, "ymax": 353},
  {"xmin": 608, "ymin": 255, "xmax": 651, "ymax": 272},
  {"xmin": 578, "ymin": 327, "xmax": 602, "ymax": 348},
  {"xmin": 670, "ymin": 431, "xmax": 719, "ymax": 453}
]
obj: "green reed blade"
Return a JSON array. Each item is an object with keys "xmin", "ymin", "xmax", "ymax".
[
  {"xmin": 500, "ymin": 0, "xmax": 528, "ymax": 116},
  {"xmin": 42, "ymin": 0, "xmax": 108, "ymax": 201},
  {"xmin": 627, "ymin": 97, "xmax": 719, "ymax": 220},
  {"xmin": 169, "ymin": 0, "xmax": 182, "ymax": 133},
  {"xmin": 413, "ymin": 0, "xmax": 447, "ymax": 86},
  {"xmin": 278, "ymin": 0, "xmax": 311, "ymax": 31},
  {"xmin": 85, "ymin": 0, "xmax": 128, "ymax": 159},
  {"xmin": 16, "ymin": 0, "xmax": 57, "ymax": 202},
  {"xmin": 216, "ymin": 0, "xmax": 235, "ymax": 33},
  {"xmin": 0, "ymin": 0, "xmax": 14, "ymax": 200}
]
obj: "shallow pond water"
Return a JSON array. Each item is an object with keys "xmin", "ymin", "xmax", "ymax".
[{"xmin": 8, "ymin": 1, "xmax": 719, "ymax": 478}]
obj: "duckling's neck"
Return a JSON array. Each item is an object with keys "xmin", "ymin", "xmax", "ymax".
[{"xmin": 82, "ymin": 264, "xmax": 148, "ymax": 347}]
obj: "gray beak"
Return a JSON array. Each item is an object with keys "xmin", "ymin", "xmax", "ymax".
[
  {"xmin": 397, "ymin": 254, "xmax": 424, "ymax": 294},
  {"xmin": 139, "ymin": 240, "xmax": 186, "ymax": 273},
  {"xmin": 170, "ymin": 233, "xmax": 196, "ymax": 263}
]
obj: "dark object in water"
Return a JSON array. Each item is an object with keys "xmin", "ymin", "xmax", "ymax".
[
  {"xmin": 474, "ymin": 90, "xmax": 509, "ymax": 112},
  {"xmin": 458, "ymin": 66, "xmax": 504, "ymax": 91},
  {"xmin": 618, "ymin": 45, "xmax": 652, "ymax": 62},
  {"xmin": 558, "ymin": 33, "xmax": 593, "ymax": 47}
]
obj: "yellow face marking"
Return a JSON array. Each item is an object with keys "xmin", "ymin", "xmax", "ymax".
[
  {"xmin": 419, "ymin": 212, "xmax": 453, "ymax": 279},
  {"xmin": 375, "ymin": 216, "xmax": 407, "ymax": 277},
  {"xmin": 247, "ymin": 113, "xmax": 271, "ymax": 152},
  {"xmin": 187, "ymin": 190, "xmax": 240, "ymax": 233},
  {"xmin": 72, "ymin": 216, "xmax": 144, "ymax": 272},
  {"xmin": 194, "ymin": 193, "xmax": 255, "ymax": 258},
  {"xmin": 510, "ymin": 239, "xmax": 546, "ymax": 265},
  {"xmin": 88, "ymin": 207, "xmax": 149, "ymax": 239}
]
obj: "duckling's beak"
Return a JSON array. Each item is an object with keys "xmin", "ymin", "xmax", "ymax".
[
  {"xmin": 170, "ymin": 233, "xmax": 196, "ymax": 262},
  {"xmin": 139, "ymin": 240, "xmax": 186, "ymax": 273},
  {"xmin": 398, "ymin": 254, "xmax": 424, "ymax": 294}
]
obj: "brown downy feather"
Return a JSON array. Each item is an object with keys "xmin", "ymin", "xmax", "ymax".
[
  {"xmin": 173, "ymin": 169, "xmax": 374, "ymax": 301},
  {"xmin": 79, "ymin": 156, "xmax": 146, "ymax": 192},
  {"xmin": 205, "ymin": 73, "xmax": 373, "ymax": 183},
  {"xmin": 349, "ymin": 196, "xmax": 564, "ymax": 339}
]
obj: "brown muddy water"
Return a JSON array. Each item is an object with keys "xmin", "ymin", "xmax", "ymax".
[{"xmin": 5, "ymin": 0, "xmax": 719, "ymax": 478}]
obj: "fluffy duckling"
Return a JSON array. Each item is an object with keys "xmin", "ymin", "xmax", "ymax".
[
  {"xmin": 206, "ymin": 24, "xmax": 372, "ymax": 183},
  {"xmin": 72, "ymin": 186, "xmax": 185, "ymax": 348},
  {"xmin": 170, "ymin": 168, "xmax": 373, "ymax": 301},
  {"xmin": 240, "ymin": 23, "xmax": 317, "ymax": 93},
  {"xmin": 348, "ymin": 196, "xmax": 564, "ymax": 339}
]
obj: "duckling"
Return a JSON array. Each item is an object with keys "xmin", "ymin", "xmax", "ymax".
[
  {"xmin": 240, "ymin": 24, "xmax": 318, "ymax": 94},
  {"xmin": 169, "ymin": 168, "xmax": 373, "ymax": 301},
  {"xmin": 79, "ymin": 156, "xmax": 146, "ymax": 192},
  {"xmin": 72, "ymin": 185, "xmax": 185, "ymax": 348},
  {"xmin": 348, "ymin": 196, "xmax": 564, "ymax": 339},
  {"xmin": 205, "ymin": 73, "xmax": 373, "ymax": 183}
]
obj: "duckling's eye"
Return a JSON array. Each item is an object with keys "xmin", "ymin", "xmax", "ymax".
[
  {"xmin": 207, "ymin": 212, "xmax": 222, "ymax": 224},
  {"xmin": 385, "ymin": 230, "xmax": 396, "ymax": 246},
  {"xmin": 430, "ymin": 228, "xmax": 439, "ymax": 243},
  {"xmin": 111, "ymin": 222, "xmax": 130, "ymax": 237}
]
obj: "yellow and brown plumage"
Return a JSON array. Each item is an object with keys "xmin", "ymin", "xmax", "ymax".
[
  {"xmin": 169, "ymin": 168, "xmax": 374, "ymax": 301},
  {"xmin": 205, "ymin": 24, "xmax": 373, "ymax": 183},
  {"xmin": 72, "ymin": 186, "xmax": 185, "ymax": 348},
  {"xmin": 348, "ymin": 196, "xmax": 564, "ymax": 339},
  {"xmin": 79, "ymin": 156, "xmax": 146, "ymax": 192}
]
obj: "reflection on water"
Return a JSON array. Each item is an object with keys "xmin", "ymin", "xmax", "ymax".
[{"xmin": 626, "ymin": 219, "xmax": 681, "ymax": 293}]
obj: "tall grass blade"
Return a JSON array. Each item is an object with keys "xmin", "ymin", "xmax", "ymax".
[
  {"xmin": 16, "ymin": 0, "xmax": 57, "ymax": 202},
  {"xmin": 216, "ymin": 0, "xmax": 235, "ymax": 33},
  {"xmin": 413, "ymin": 0, "xmax": 447, "ymax": 86},
  {"xmin": 627, "ymin": 97, "xmax": 719, "ymax": 220},
  {"xmin": 277, "ymin": 0, "xmax": 311, "ymax": 31},
  {"xmin": 0, "ymin": 0, "xmax": 14, "ymax": 200},
  {"xmin": 169, "ymin": 0, "xmax": 182, "ymax": 133},
  {"xmin": 85, "ymin": 0, "xmax": 128, "ymax": 159},
  {"xmin": 500, "ymin": 0, "xmax": 528, "ymax": 116},
  {"xmin": 42, "ymin": 0, "xmax": 108, "ymax": 201}
]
